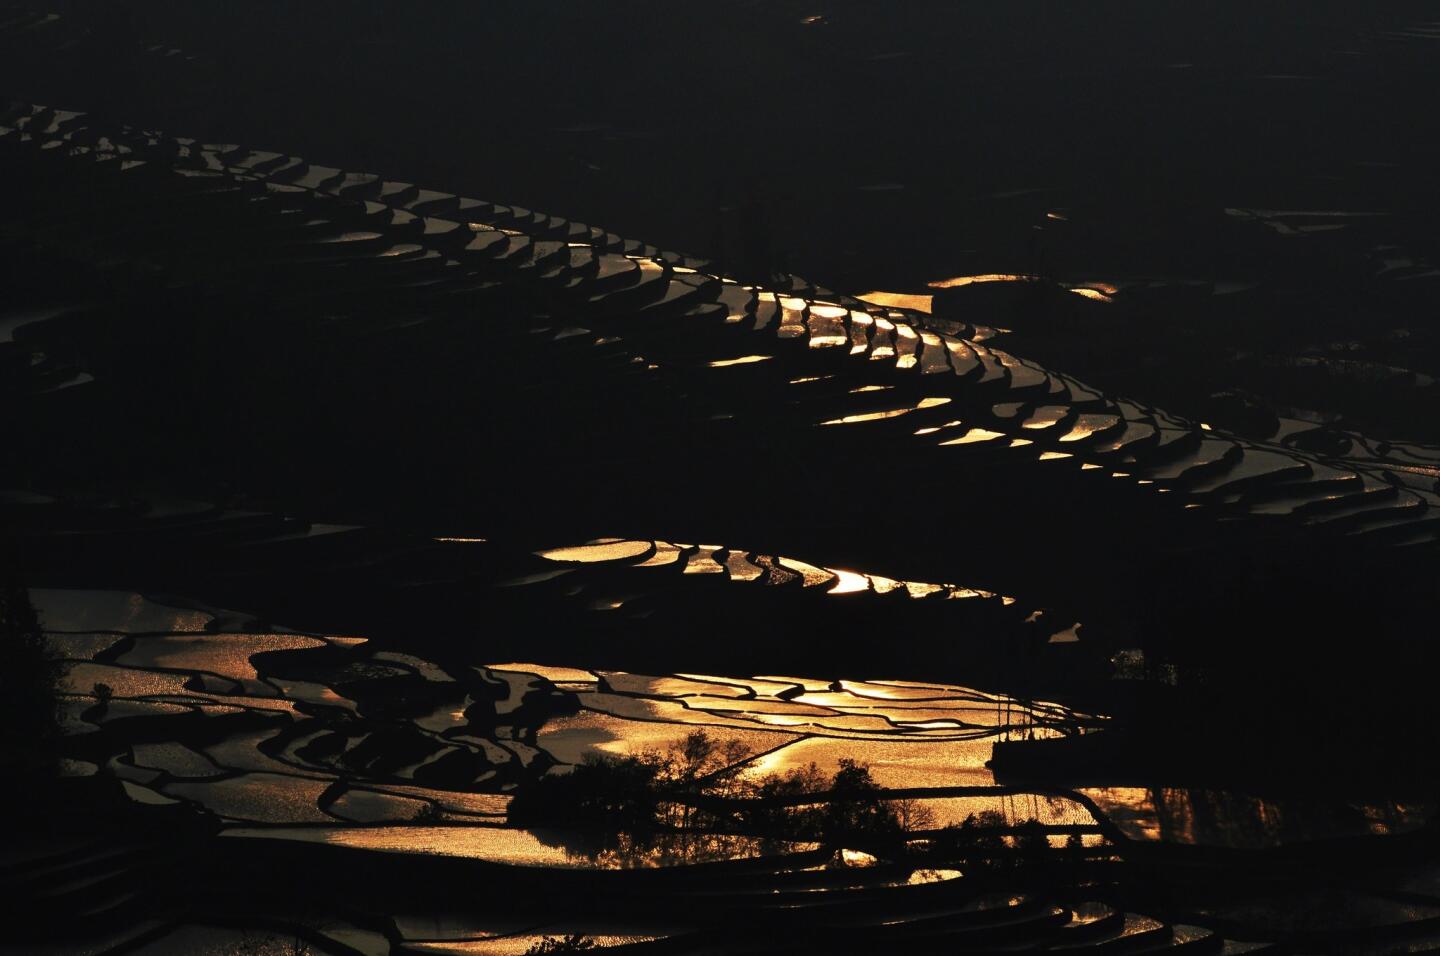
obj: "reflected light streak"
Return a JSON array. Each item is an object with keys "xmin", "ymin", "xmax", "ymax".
[
  {"xmin": 927, "ymin": 273, "xmax": 1038, "ymax": 289},
  {"xmin": 941, "ymin": 428, "xmax": 1005, "ymax": 445},
  {"xmin": 776, "ymin": 557, "xmax": 835, "ymax": 587},
  {"xmin": 826, "ymin": 569, "xmax": 870, "ymax": 594},
  {"xmin": 821, "ymin": 407, "xmax": 914, "ymax": 425},
  {"xmin": 537, "ymin": 540, "xmax": 652, "ymax": 563},
  {"xmin": 725, "ymin": 552, "xmax": 764, "ymax": 582},
  {"xmin": 856, "ymin": 291, "xmax": 933, "ymax": 313},
  {"xmin": 707, "ymin": 354, "xmax": 772, "ymax": 367},
  {"xmin": 635, "ymin": 542, "xmax": 684, "ymax": 567}
]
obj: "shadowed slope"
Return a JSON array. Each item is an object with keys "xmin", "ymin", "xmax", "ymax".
[{"xmin": 3, "ymin": 103, "xmax": 1438, "ymax": 641}]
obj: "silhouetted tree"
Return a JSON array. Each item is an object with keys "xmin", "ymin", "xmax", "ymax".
[
  {"xmin": 1013, "ymin": 818, "xmax": 1052, "ymax": 870},
  {"xmin": 890, "ymin": 798, "xmax": 938, "ymax": 833},
  {"xmin": 819, "ymin": 759, "xmax": 901, "ymax": 839},
  {"xmin": 508, "ymin": 750, "xmax": 665, "ymax": 840},
  {"xmin": 931, "ymin": 811, "xmax": 1010, "ymax": 873}
]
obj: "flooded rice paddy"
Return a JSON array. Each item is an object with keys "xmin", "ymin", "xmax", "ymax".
[
  {"xmin": 38, "ymin": 587, "xmax": 1431, "ymax": 870},
  {"xmin": 38, "ymin": 589, "xmax": 1112, "ymax": 859}
]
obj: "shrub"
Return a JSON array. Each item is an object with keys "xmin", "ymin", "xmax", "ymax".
[
  {"xmin": 930, "ymin": 811, "xmax": 1010, "ymax": 872},
  {"xmin": 412, "ymin": 801, "xmax": 446, "ymax": 823},
  {"xmin": 525, "ymin": 936, "xmax": 595, "ymax": 954},
  {"xmin": 510, "ymin": 731, "xmax": 927, "ymax": 848}
]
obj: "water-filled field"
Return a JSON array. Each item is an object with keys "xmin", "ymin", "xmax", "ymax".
[{"xmin": 5, "ymin": 3, "xmax": 1440, "ymax": 953}]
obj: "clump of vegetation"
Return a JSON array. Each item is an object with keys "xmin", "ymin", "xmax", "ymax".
[
  {"xmin": 0, "ymin": 555, "xmax": 65, "ymax": 777},
  {"xmin": 928, "ymin": 812, "xmax": 1089, "ymax": 881},
  {"xmin": 890, "ymin": 797, "xmax": 939, "ymax": 833},
  {"xmin": 927, "ymin": 810, "xmax": 1007, "ymax": 872},
  {"xmin": 738, "ymin": 757, "xmax": 931, "ymax": 842},
  {"xmin": 508, "ymin": 729, "xmax": 753, "ymax": 836},
  {"xmin": 525, "ymin": 936, "xmax": 595, "ymax": 954},
  {"xmin": 411, "ymin": 801, "xmax": 446, "ymax": 823},
  {"xmin": 509, "ymin": 730, "xmax": 935, "ymax": 851}
]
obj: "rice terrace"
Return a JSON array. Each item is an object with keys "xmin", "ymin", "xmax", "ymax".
[{"xmin": 4, "ymin": 3, "xmax": 1440, "ymax": 954}]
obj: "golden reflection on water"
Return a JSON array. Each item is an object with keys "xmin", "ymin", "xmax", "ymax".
[
  {"xmin": 909, "ymin": 867, "xmax": 964, "ymax": 884},
  {"xmin": 1021, "ymin": 405, "xmax": 1068, "ymax": 429},
  {"xmin": 917, "ymin": 794, "xmax": 1097, "ymax": 830},
  {"xmin": 168, "ymin": 773, "xmax": 333, "ymax": 824},
  {"xmin": 752, "ymin": 291, "xmax": 778, "ymax": 331},
  {"xmin": 63, "ymin": 661, "xmax": 202, "ymax": 700},
  {"xmin": 914, "ymin": 420, "xmax": 963, "ymax": 436},
  {"xmin": 820, "ymin": 407, "xmax": 915, "ymax": 425},
  {"xmin": 776, "ymin": 557, "xmax": 835, "ymax": 587},
  {"xmin": 807, "ymin": 304, "xmax": 849, "ymax": 348},
  {"xmin": 826, "ymin": 569, "xmax": 870, "ymax": 594},
  {"xmin": 536, "ymin": 540, "xmax": 653, "ymax": 563},
  {"xmin": 1059, "ymin": 414, "xmax": 1120, "ymax": 442},
  {"xmin": 682, "ymin": 547, "xmax": 727, "ymax": 575},
  {"xmin": 556, "ymin": 830, "xmax": 819, "ymax": 870},
  {"xmin": 919, "ymin": 332, "xmax": 950, "ymax": 374},
  {"xmin": 316, "ymin": 230, "xmax": 384, "ymax": 245},
  {"xmin": 894, "ymin": 323, "xmax": 921, "ymax": 369},
  {"xmin": 117, "ymin": 633, "xmax": 326, "ymax": 683},
  {"xmin": 940, "ymin": 428, "xmax": 1005, "ymax": 445},
  {"xmin": 223, "ymin": 825, "xmax": 807, "ymax": 868},
  {"xmin": 489, "ymin": 662, "xmax": 598, "ymax": 684},
  {"xmin": 725, "ymin": 552, "xmax": 765, "ymax": 582},
  {"xmin": 856, "ymin": 291, "xmax": 933, "ymax": 313},
  {"xmin": 600, "ymin": 673, "xmax": 750, "ymax": 700},
  {"xmin": 537, "ymin": 708, "xmax": 796, "ymax": 766},
  {"xmin": 842, "ymin": 312, "xmax": 870, "ymax": 357},
  {"xmin": 409, "ymin": 933, "xmax": 663, "ymax": 954},
  {"xmin": 866, "ymin": 575, "xmax": 903, "ymax": 595},
  {"xmin": 927, "ymin": 274, "xmax": 1037, "ymax": 289},
  {"xmin": 58, "ymin": 582, "xmax": 1114, "ymax": 867},
  {"xmin": 635, "ymin": 541, "xmax": 684, "ymax": 567},
  {"xmin": 777, "ymin": 297, "xmax": 808, "ymax": 338},
  {"xmin": 44, "ymin": 633, "xmax": 123, "ymax": 663},
  {"xmin": 706, "ymin": 354, "xmax": 773, "ymax": 367},
  {"xmin": 31, "ymin": 588, "xmax": 213, "ymax": 634},
  {"xmin": 741, "ymin": 736, "xmax": 997, "ymax": 787}
]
